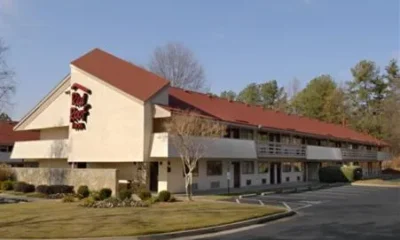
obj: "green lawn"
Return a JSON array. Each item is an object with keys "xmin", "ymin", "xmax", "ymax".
[
  {"xmin": 0, "ymin": 200, "xmax": 284, "ymax": 239},
  {"xmin": 354, "ymin": 178, "xmax": 400, "ymax": 186}
]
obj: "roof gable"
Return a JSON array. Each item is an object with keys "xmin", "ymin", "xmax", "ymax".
[
  {"xmin": 71, "ymin": 48, "xmax": 170, "ymax": 102},
  {"xmin": 168, "ymin": 87, "xmax": 387, "ymax": 146}
]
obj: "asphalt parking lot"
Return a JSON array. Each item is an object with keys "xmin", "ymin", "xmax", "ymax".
[{"xmin": 191, "ymin": 185, "xmax": 400, "ymax": 240}]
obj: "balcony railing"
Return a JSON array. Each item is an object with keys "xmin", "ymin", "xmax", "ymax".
[
  {"xmin": 257, "ymin": 142, "xmax": 306, "ymax": 159},
  {"xmin": 341, "ymin": 148, "xmax": 377, "ymax": 160}
]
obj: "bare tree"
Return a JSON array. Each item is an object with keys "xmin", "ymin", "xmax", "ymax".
[
  {"xmin": 0, "ymin": 39, "xmax": 15, "ymax": 113},
  {"xmin": 149, "ymin": 42, "xmax": 208, "ymax": 92},
  {"xmin": 164, "ymin": 111, "xmax": 226, "ymax": 200}
]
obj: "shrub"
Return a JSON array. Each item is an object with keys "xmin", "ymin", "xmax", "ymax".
[
  {"xmin": 137, "ymin": 189, "xmax": 151, "ymax": 200},
  {"xmin": 90, "ymin": 191, "xmax": 101, "ymax": 201},
  {"xmin": 77, "ymin": 185, "xmax": 90, "ymax": 199},
  {"xmin": 36, "ymin": 185, "xmax": 51, "ymax": 194},
  {"xmin": 99, "ymin": 188, "xmax": 112, "ymax": 200},
  {"xmin": 1, "ymin": 180, "xmax": 14, "ymax": 190},
  {"xmin": 118, "ymin": 189, "xmax": 132, "ymax": 200},
  {"xmin": 62, "ymin": 195, "xmax": 75, "ymax": 203},
  {"xmin": 157, "ymin": 190, "xmax": 171, "ymax": 202},
  {"xmin": 0, "ymin": 163, "xmax": 13, "ymax": 181},
  {"xmin": 13, "ymin": 181, "xmax": 35, "ymax": 193},
  {"xmin": 319, "ymin": 165, "xmax": 363, "ymax": 183},
  {"xmin": 82, "ymin": 196, "xmax": 96, "ymax": 207},
  {"xmin": 48, "ymin": 185, "xmax": 74, "ymax": 194}
]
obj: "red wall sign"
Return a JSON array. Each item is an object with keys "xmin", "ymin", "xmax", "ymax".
[{"xmin": 70, "ymin": 83, "xmax": 91, "ymax": 130}]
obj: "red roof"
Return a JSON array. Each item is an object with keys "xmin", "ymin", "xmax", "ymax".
[
  {"xmin": 168, "ymin": 88, "xmax": 387, "ymax": 146},
  {"xmin": 0, "ymin": 121, "xmax": 39, "ymax": 145},
  {"xmin": 71, "ymin": 48, "xmax": 170, "ymax": 102}
]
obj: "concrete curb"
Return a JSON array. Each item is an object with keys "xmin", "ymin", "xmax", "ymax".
[
  {"xmin": 238, "ymin": 193, "xmax": 258, "ymax": 199},
  {"xmin": 351, "ymin": 182, "xmax": 400, "ymax": 188},
  {"xmin": 137, "ymin": 210, "xmax": 296, "ymax": 240}
]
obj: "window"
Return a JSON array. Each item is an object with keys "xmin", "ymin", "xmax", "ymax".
[
  {"xmin": 246, "ymin": 179, "xmax": 252, "ymax": 186},
  {"xmin": 293, "ymin": 162, "xmax": 302, "ymax": 172},
  {"xmin": 258, "ymin": 162, "xmax": 269, "ymax": 174},
  {"xmin": 282, "ymin": 163, "xmax": 291, "ymax": 172},
  {"xmin": 0, "ymin": 145, "xmax": 8, "ymax": 152},
  {"xmin": 242, "ymin": 161, "xmax": 254, "ymax": 174},
  {"xmin": 183, "ymin": 162, "xmax": 199, "ymax": 177},
  {"xmin": 207, "ymin": 161, "xmax": 222, "ymax": 176},
  {"xmin": 77, "ymin": 162, "xmax": 87, "ymax": 169},
  {"xmin": 261, "ymin": 178, "xmax": 267, "ymax": 184},
  {"xmin": 353, "ymin": 162, "xmax": 360, "ymax": 166},
  {"xmin": 240, "ymin": 128, "xmax": 254, "ymax": 140}
]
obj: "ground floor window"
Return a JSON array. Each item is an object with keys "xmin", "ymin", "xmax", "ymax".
[
  {"xmin": 282, "ymin": 162, "xmax": 292, "ymax": 172},
  {"xmin": 293, "ymin": 162, "xmax": 302, "ymax": 172},
  {"xmin": 258, "ymin": 162, "xmax": 269, "ymax": 174},
  {"xmin": 207, "ymin": 161, "xmax": 222, "ymax": 176},
  {"xmin": 242, "ymin": 161, "xmax": 254, "ymax": 174}
]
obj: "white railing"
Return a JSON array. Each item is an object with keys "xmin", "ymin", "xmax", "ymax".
[
  {"xmin": 257, "ymin": 142, "xmax": 306, "ymax": 159},
  {"xmin": 341, "ymin": 148, "xmax": 377, "ymax": 160},
  {"xmin": 377, "ymin": 151, "xmax": 392, "ymax": 161}
]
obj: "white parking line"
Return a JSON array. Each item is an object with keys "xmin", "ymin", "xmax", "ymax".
[
  {"xmin": 292, "ymin": 204, "xmax": 313, "ymax": 211},
  {"xmin": 312, "ymin": 190, "xmax": 360, "ymax": 196}
]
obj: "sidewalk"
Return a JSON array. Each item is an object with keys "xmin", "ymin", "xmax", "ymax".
[{"xmin": 177, "ymin": 181, "xmax": 324, "ymax": 197}]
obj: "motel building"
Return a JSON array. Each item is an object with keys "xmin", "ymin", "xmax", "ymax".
[{"xmin": 10, "ymin": 49, "xmax": 391, "ymax": 193}]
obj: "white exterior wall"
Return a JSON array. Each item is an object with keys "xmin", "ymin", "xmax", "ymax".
[
  {"xmin": 161, "ymin": 159, "xmax": 304, "ymax": 193},
  {"xmin": 20, "ymin": 78, "xmax": 70, "ymax": 130},
  {"xmin": 68, "ymin": 67, "xmax": 148, "ymax": 162}
]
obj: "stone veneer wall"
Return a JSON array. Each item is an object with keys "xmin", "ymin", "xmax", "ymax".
[{"xmin": 12, "ymin": 168, "xmax": 119, "ymax": 195}]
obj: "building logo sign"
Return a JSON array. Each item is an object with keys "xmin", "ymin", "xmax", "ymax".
[{"xmin": 70, "ymin": 83, "xmax": 92, "ymax": 130}]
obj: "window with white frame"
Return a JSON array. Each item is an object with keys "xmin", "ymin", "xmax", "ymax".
[
  {"xmin": 282, "ymin": 162, "xmax": 292, "ymax": 172},
  {"xmin": 258, "ymin": 162, "xmax": 269, "ymax": 174},
  {"xmin": 293, "ymin": 162, "xmax": 302, "ymax": 172},
  {"xmin": 242, "ymin": 161, "xmax": 254, "ymax": 174},
  {"xmin": 207, "ymin": 161, "xmax": 222, "ymax": 176}
]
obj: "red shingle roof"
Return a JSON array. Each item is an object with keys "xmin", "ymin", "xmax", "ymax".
[
  {"xmin": 71, "ymin": 48, "xmax": 170, "ymax": 102},
  {"xmin": 168, "ymin": 88, "xmax": 387, "ymax": 146},
  {"xmin": 0, "ymin": 121, "xmax": 39, "ymax": 145}
]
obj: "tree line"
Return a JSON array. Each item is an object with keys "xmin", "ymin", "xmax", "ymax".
[{"xmin": 218, "ymin": 60, "xmax": 399, "ymax": 154}]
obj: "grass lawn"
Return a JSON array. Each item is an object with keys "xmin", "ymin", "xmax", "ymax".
[
  {"xmin": 354, "ymin": 178, "xmax": 400, "ymax": 186},
  {"xmin": 0, "ymin": 200, "xmax": 284, "ymax": 239}
]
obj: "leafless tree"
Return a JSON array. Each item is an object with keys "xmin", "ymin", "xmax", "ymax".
[
  {"xmin": 164, "ymin": 110, "xmax": 226, "ymax": 200},
  {"xmin": 149, "ymin": 42, "xmax": 208, "ymax": 92},
  {"xmin": 0, "ymin": 39, "xmax": 15, "ymax": 113}
]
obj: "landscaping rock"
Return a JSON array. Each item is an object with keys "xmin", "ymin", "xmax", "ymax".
[
  {"xmin": 131, "ymin": 193, "xmax": 142, "ymax": 201},
  {"xmin": 81, "ymin": 197, "xmax": 149, "ymax": 208},
  {"xmin": 0, "ymin": 197, "xmax": 28, "ymax": 204}
]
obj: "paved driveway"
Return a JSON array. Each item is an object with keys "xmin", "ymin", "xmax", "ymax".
[{"xmin": 185, "ymin": 185, "xmax": 400, "ymax": 240}]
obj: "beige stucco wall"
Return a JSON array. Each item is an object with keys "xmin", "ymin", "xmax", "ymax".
[
  {"xmin": 12, "ymin": 167, "xmax": 118, "ymax": 195},
  {"xmin": 11, "ymin": 140, "xmax": 69, "ymax": 159},
  {"xmin": 40, "ymin": 127, "xmax": 69, "ymax": 140},
  {"xmin": 37, "ymin": 159, "xmax": 70, "ymax": 168},
  {"xmin": 88, "ymin": 162, "xmax": 139, "ymax": 180},
  {"xmin": 21, "ymin": 78, "xmax": 70, "ymax": 130},
  {"xmin": 68, "ymin": 67, "xmax": 149, "ymax": 162}
]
